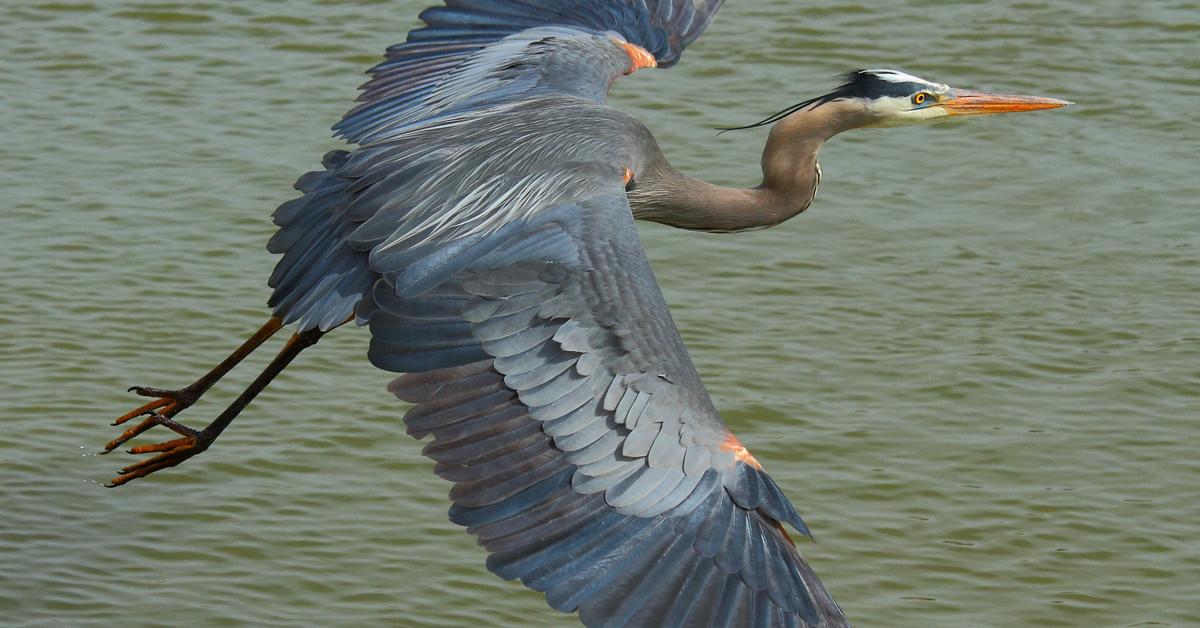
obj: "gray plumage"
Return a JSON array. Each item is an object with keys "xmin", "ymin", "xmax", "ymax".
[
  {"xmin": 266, "ymin": 22, "xmax": 845, "ymax": 628},
  {"xmin": 106, "ymin": 0, "xmax": 1068, "ymax": 624}
]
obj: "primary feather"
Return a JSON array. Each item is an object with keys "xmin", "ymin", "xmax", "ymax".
[{"xmin": 266, "ymin": 2, "xmax": 848, "ymax": 625}]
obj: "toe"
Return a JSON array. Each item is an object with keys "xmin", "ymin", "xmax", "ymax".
[
  {"xmin": 128, "ymin": 437, "xmax": 194, "ymax": 455},
  {"xmin": 113, "ymin": 398, "xmax": 171, "ymax": 425}
]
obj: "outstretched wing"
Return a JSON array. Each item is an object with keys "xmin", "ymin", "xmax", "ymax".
[
  {"xmin": 266, "ymin": 3, "xmax": 848, "ymax": 625},
  {"xmin": 367, "ymin": 189, "xmax": 847, "ymax": 626},
  {"xmin": 335, "ymin": 0, "xmax": 725, "ymax": 143},
  {"xmin": 269, "ymin": 0, "xmax": 726, "ymax": 330}
]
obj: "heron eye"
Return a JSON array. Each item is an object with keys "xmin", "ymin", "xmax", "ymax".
[{"xmin": 912, "ymin": 92, "xmax": 928, "ymax": 106}]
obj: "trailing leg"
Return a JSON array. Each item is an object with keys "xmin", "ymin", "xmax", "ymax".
[
  {"xmin": 105, "ymin": 325, "xmax": 326, "ymax": 487},
  {"xmin": 107, "ymin": 316, "xmax": 284, "ymax": 445}
]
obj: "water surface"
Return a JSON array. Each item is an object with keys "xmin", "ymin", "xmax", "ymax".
[{"xmin": 2, "ymin": 1, "xmax": 1197, "ymax": 625}]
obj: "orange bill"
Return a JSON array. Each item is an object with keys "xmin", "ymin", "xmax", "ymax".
[{"xmin": 941, "ymin": 89, "xmax": 1072, "ymax": 115}]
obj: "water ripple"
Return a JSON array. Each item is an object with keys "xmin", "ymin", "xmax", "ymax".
[{"xmin": 2, "ymin": 1, "xmax": 1197, "ymax": 626}]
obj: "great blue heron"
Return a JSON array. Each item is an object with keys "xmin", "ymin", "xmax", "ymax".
[{"xmin": 102, "ymin": 1, "xmax": 1069, "ymax": 625}]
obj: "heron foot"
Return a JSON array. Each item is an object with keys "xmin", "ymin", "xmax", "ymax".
[
  {"xmin": 112, "ymin": 384, "xmax": 202, "ymax": 425},
  {"xmin": 104, "ymin": 418, "xmax": 212, "ymax": 487},
  {"xmin": 104, "ymin": 385, "xmax": 202, "ymax": 455},
  {"xmin": 100, "ymin": 322, "xmax": 328, "ymax": 487}
]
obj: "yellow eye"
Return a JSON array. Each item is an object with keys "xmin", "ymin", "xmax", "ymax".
[{"xmin": 912, "ymin": 92, "xmax": 928, "ymax": 105}]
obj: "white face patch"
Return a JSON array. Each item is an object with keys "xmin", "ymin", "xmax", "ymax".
[
  {"xmin": 855, "ymin": 69, "xmax": 953, "ymax": 127},
  {"xmin": 862, "ymin": 96, "xmax": 951, "ymax": 127}
]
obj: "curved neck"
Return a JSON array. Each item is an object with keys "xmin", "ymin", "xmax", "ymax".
[{"xmin": 630, "ymin": 100, "xmax": 864, "ymax": 232}]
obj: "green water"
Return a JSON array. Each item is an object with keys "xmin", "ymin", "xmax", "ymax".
[{"xmin": 2, "ymin": 1, "xmax": 1197, "ymax": 625}]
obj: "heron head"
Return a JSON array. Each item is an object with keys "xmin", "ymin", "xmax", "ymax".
[
  {"xmin": 720, "ymin": 68, "xmax": 1070, "ymax": 133},
  {"xmin": 842, "ymin": 69, "xmax": 1071, "ymax": 127}
]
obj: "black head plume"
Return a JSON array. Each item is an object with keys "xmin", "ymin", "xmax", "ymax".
[{"xmin": 717, "ymin": 69, "xmax": 931, "ymax": 133}]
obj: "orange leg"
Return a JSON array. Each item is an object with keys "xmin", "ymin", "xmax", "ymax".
[{"xmin": 105, "ymin": 324, "xmax": 327, "ymax": 487}]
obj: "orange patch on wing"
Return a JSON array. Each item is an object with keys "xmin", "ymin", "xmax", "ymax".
[
  {"xmin": 721, "ymin": 434, "xmax": 763, "ymax": 470},
  {"xmin": 622, "ymin": 167, "xmax": 634, "ymax": 185},
  {"xmin": 619, "ymin": 42, "xmax": 658, "ymax": 74}
]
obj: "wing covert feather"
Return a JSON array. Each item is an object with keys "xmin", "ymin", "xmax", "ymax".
[
  {"xmin": 370, "ymin": 192, "xmax": 848, "ymax": 626},
  {"xmin": 259, "ymin": 3, "xmax": 847, "ymax": 623},
  {"xmin": 337, "ymin": 0, "xmax": 727, "ymax": 143}
]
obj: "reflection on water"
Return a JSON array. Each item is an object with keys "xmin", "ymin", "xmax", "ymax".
[{"xmin": 2, "ymin": 1, "xmax": 1197, "ymax": 625}]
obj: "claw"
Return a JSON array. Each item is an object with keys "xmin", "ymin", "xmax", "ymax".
[
  {"xmin": 118, "ymin": 445, "xmax": 192, "ymax": 475},
  {"xmin": 107, "ymin": 432, "xmax": 209, "ymax": 487},
  {"xmin": 130, "ymin": 386, "xmax": 179, "ymax": 398},
  {"xmin": 105, "ymin": 452, "xmax": 188, "ymax": 487},
  {"xmin": 106, "ymin": 384, "xmax": 210, "ymax": 483},
  {"xmin": 112, "ymin": 385, "xmax": 199, "ymax": 428},
  {"xmin": 104, "ymin": 411, "xmax": 198, "ymax": 453},
  {"xmin": 103, "ymin": 317, "xmax": 289, "ymax": 487},
  {"xmin": 104, "ymin": 414, "xmax": 162, "ymax": 453}
]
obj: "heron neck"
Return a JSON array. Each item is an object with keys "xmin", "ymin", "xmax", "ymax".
[{"xmin": 630, "ymin": 101, "xmax": 859, "ymax": 232}]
